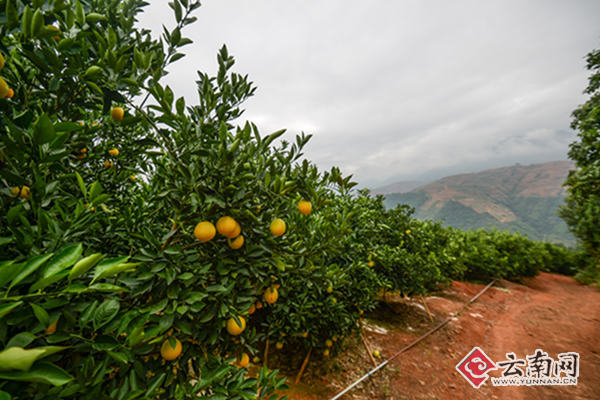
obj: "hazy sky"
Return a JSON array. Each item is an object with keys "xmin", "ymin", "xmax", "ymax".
[{"xmin": 137, "ymin": 1, "xmax": 600, "ymax": 188}]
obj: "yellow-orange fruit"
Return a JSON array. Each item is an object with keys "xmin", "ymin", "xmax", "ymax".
[
  {"xmin": 216, "ymin": 216, "xmax": 237, "ymax": 238},
  {"xmin": 111, "ymin": 107, "xmax": 124, "ymax": 122},
  {"xmin": 6, "ymin": 88, "xmax": 14, "ymax": 99},
  {"xmin": 108, "ymin": 148, "xmax": 119, "ymax": 156},
  {"xmin": 298, "ymin": 200, "xmax": 312, "ymax": 215},
  {"xmin": 236, "ymin": 353, "xmax": 250, "ymax": 368},
  {"xmin": 275, "ymin": 342, "xmax": 283, "ymax": 350},
  {"xmin": 323, "ymin": 349, "xmax": 330, "ymax": 357},
  {"xmin": 255, "ymin": 301, "xmax": 263, "ymax": 309},
  {"xmin": 228, "ymin": 235, "xmax": 244, "ymax": 250},
  {"xmin": 325, "ymin": 339, "xmax": 333, "ymax": 348},
  {"xmin": 264, "ymin": 287, "xmax": 279, "ymax": 304},
  {"xmin": 270, "ymin": 218, "xmax": 286, "ymax": 236},
  {"xmin": 104, "ymin": 160, "xmax": 113, "ymax": 169},
  {"xmin": 194, "ymin": 221, "xmax": 216, "ymax": 242},
  {"xmin": 0, "ymin": 77, "xmax": 9, "ymax": 99},
  {"xmin": 160, "ymin": 338, "xmax": 182, "ymax": 361},
  {"xmin": 230, "ymin": 221, "xmax": 241, "ymax": 238},
  {"xmin": 226, "ymin": 316, "xmax": 246, "ymax": 336},
  {"xmin": 368, "ymin": 261, "xmax": 375, "ymax": 268},
  {"xmin": 248, "ymin": 304, "xmax": 256, "ymax": 315},
  {"xmin": 11, "ymin": 186, "xmax": 31, "ymax": 199}
]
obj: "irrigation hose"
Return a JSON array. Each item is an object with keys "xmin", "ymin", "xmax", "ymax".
[{"xmin": 329, "ymin": 278, "xmax": 498, "ymax": 400}]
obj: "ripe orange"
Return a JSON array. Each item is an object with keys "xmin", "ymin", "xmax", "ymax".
[
  {"xmin": 248, "ymin": 304, "xmax": 256, "ymax": 315},
  {"xmin": 104, "ymin": 160, "xmax": 114, "ymax": 169},
  {"xmin": 325, "ymin": 339, "xmax": 333, "ymax": 348},
  {"xmin": 46, "ymin": 319, "xmax": 58, "ymax": 334},
  {"xmin": 373, "ymin": 350, "xmax": 380, "ymax": 358},
  {"xmin": 255, "ymin": 301, "xmax": 263, "ymax": 309},
  {"xmin": 270, "ymin": 218, "xmax": 286, "ymax": 236},
  {"xmin": 405, "ymin": 229, "xmax": 411, "ymax": 235},
  {"xmin": 301, "ymin": 331, "xmax": 308, "ymax": 338},
  {"xmin": 11, "ymin": 186, "xmax": 31, "ymax": 199},
  {"xmin": 160, "ymin": 338, "xmax": 182, "ymax": 361},
  {"xmin": 194, "ymin": 221, "xmax": 216, "ymax": 242},
  {"xmin": 6, "ymin": 88, "xmax": 14, "ymax": 99},
  {"xmin": 275, "ymin": 342, "xmax": 283, "ymax": 350},
  {"xmin": 111, "ymin": 107, "xmax": 124, "ymax": 122},
  {"xmin": 0, "ymin": 77, "xmax": 9, "ymax": 99},
  {"xmin": 230, "ymin": 221, "xmax": 241, "ymax": 238},
  {"xmin": 264, "ymin": 287, "xmax": 279, "ymax": 304},
  {"xmin": 368, "ymin": 261, "xmax": 375, "ymax": 268},
  {"xmin": 226, "ymin": 316, "xmax": 246, "ymax": 336},
  {"xmin": 323, "ymin": 349, "xmax": 330, "ymax": 357},
  {"xmin": 108, "ymin": 148, "xmax": 119, "ymax": 156},
  {"xmin": 228, "ymin": 235, "xmax": 244, "ymax": 250},
  {"xmin": 216, "ymin": 216, "xmax": 237, "ymax": 238},
  {"xmin": 236, "ymin": 353, "xmax": 250, "ymax": 368},
  {"xmin": 298, "ymin": 200, "xmax": 312, "ymax": 215}
]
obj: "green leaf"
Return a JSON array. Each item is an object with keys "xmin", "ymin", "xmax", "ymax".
[
  {"xmin": 75, "ymin": 0, "xmax": 84, "ymax": 25},
  {"xmin": 30, "ymin": 303, "xmax": 50, "ymax": 326},
  {"xmin": 0, "ymin": 389, "xmax": 10, "ymax": 400},
  {"xmin": 75, "ymin": 171, "xmax": 86, "ymax": 198},
  {"xmin": 91, "ymin": 256, "xmax": 129, "ymax": 284},
  {"xmin": 41, "ymin": 244, "xmax": 83, "ymax": 279},
  {"xmin": 33, "ymin": 114, "xmax": 56, "ymax": 145},
  {"xmin": 86, "ymin": 13, "xmax": 106, "ymax": 23},
  {"xmin": 93, "ymin": 263, "xmax": 138, "ymax": 283},
  {"xmin": 83, "ymin": 66, "xmax": 103, "ymax": 80},
  {"xmin": 89, "ymin": 181, "xmax": 103, "ymax": 200},
  {"xmin": 0, "ymin": 362, "xmax": 72, "ymax": 386},
  {"xmin": 0, "ymin": 261, "xmax": 18, "ymax": 287},
  {"xmin": 69, "ymin": 253, "xmax": 104, "ymax": 281},
  {"xmin": 8, "ymin": 253, "xmax": 53, "ymax": 292},
  {"xmin": 21, "ymin": 5, "xmax": 32, "ymax": 38},
  {"xmin": 93, "ymin": 300, "xmax": 120, "ymax": 330},
  {"xmin": 6, "ymin": 332, "xmax": 37, "ymax": 349},
  {"xmin": 31, "ymin": 8, "xmax": 44, "ymax": 37},
  {"xmin": 54, "ymin": 122, "xmax": 83, "ymax": 133},
  {"xmin": 86, "ymin": 283, "xmax": 128, "ymax": 293},
  {"xmin": 0, "ymin": 346, "xmax": 68, "ymax": 372},
  {"xmin": 145, "ymin": 373, "xmax": 166, "ymax": 397},
  {"xmin": 0, "ymin": 302, "xmax": 23, "ymax": 320},
  {"xmin": 29, "ymin": 270, "xmax": 69, "ymax": 293}
]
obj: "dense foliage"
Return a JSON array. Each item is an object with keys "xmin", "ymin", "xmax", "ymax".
[
  {"xmin": 0, "ymin": 1, "xmax": 593, "ymax": 399},
  {"xmin": 560, "ymin": 47, "xmax": 600, "ymax": 286}
]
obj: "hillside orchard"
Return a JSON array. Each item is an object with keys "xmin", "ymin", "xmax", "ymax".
[{"xmin": 0, "ymin": 1, "xmax": 595, "ymax": 399}]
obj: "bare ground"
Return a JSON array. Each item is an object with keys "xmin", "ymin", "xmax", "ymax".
[{"xmin": 278, "ymin": 272, "xmax": 600, "ymax": 399}]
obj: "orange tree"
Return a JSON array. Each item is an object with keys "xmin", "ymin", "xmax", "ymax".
[{"xmin": 1, "ymin": 0, "xmax": 293, "ymax": 398}]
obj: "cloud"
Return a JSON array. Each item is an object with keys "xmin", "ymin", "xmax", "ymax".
[{"xmin": 137, "ymin": 0, "xmax": 600, "ymax": 187}]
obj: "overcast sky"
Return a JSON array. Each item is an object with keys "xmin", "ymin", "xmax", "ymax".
[{"xmin": 137, "ymin": 0, "xmax": 600, "ymax": 188}]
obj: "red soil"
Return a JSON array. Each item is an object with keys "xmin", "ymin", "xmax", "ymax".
[{"xmin": 280, "ymin": 272, "xmax": 600, "ymax": 399}]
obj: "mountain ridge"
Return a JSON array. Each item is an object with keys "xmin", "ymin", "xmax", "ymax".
[{"xmin": 380, "ymin": 161, "xmax": 575, "ymax": 244}]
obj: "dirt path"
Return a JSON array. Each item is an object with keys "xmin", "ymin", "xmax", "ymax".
[{"xmin": 283, "ymin": 272, "xmax": 600, "ymax": 399}]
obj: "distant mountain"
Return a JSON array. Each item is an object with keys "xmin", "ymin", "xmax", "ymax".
[
  {"xmin": 372, "ymin": 180, "xmax": 428, "ymax": 195},
  {"xmin": 382, "ymin": 161, "xmax": 575, "ymax": 245}
]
